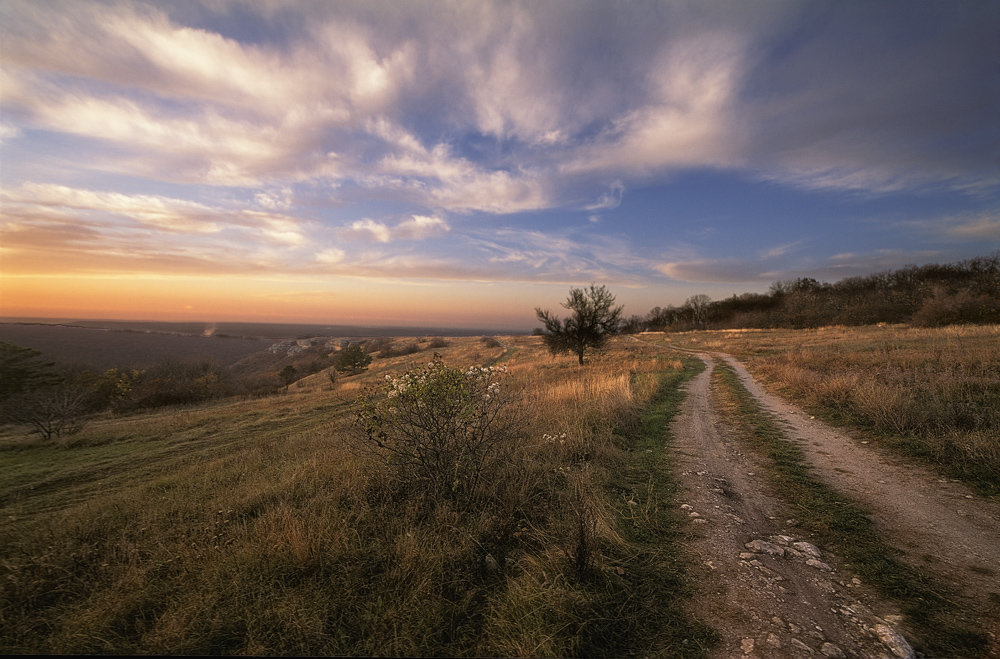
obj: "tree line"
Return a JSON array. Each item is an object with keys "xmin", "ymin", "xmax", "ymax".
[{"xmin": 624, "ymin": 254, "xmax": 1000, "ymax": 332}]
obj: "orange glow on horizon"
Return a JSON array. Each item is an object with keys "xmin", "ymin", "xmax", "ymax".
[{"xmin": 0, "ymin": 273, "xmax": 542, "ymax": 329}]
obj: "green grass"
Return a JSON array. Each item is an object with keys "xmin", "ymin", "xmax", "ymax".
[
  {"xmin": 571, "ymin": 359, "xmax": 718, "ymax": 657},
  {"xmin": 712, "ymin": 362, "xmax": 988, "ymax": 657}
]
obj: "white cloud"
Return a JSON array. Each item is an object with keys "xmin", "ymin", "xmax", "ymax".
[
  {"xmin": 759, "ymin": 242, "xmax": 800, "ymax": 260},
  {"xmin": 395, "ymin": 214, "xmax": 450, "ymax": 240},
  {"xmin": 1, "ymin": 182, "xmax": 310, "ymax": 256},
  {"xmin": 584, "ymin": 181, "xmax": 625, "ymax": 211},
  {"xmin": 347, "ymin": 218, "xmax": 392, "ymax": 243},
  {"xmin": 254, "ymin": 188, "xmax": 294, "ymax": 210},
  {"xmin": 315, "ymin": 247, "xmax": 346, "ymax": 264},
  {"xmin": 344, "ymin": 214, "xmax": 450, "ymax": 243}
]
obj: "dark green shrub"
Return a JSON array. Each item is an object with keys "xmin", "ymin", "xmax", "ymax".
[{"xmin": 337, "ymin": 344, "xmax": 372, "ymax": 375}]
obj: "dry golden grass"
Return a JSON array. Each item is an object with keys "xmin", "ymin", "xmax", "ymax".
[
  {"xmin": 0, "ymin": 334, "xmax": 702, "ymax": 656},
  {"xmin": 657, "ymin": 324, "xmax": 1000, "ymax": 496}
]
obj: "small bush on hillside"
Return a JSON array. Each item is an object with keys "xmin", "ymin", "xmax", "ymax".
[
  {"xmin": 427, "ymin": 337, "xmax": 449, "ymax": 349},
  {"xmin": 352, "ymin": 357, "xmax": 523, "ymax": 506},
  {"xmin": 378, "ymin": 341, "xmax": 422, "ymax": 358},
  {"xmin": 337, "ymin": 344, "xmax": 372, "ymax": 375}
]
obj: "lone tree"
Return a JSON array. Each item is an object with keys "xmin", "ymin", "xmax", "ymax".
[
  {"xmin": 279, "ymin": 365, "xmax": 297, "ymax": 390},
  {"xmin": 535, "ymin": 285, "xmax": 623, "ymax": 365},
  {"xmin": 336, "ymin": 343, "xmax": 372, "ymax": 375}
]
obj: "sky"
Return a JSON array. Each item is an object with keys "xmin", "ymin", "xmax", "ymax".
[{"xmin": 1, "ymin": 0, "xmax": 998, "ymax": 331}]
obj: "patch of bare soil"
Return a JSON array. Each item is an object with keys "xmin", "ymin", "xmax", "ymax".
[
  {"xmin": 672, "ymin": 355, "xmax": 912, "ymax": 658},
  {"xmin": 720, "ymin": 354, "xmax": 1000, "ymax": 653}
]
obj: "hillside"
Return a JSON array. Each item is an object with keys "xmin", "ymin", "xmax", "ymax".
[{"xmin": 1, "ymin": 328, "xmax": 997, "ymax": 656}]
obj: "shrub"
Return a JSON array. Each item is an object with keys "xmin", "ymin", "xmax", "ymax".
[
  {"xmin": 279, "ymin": 365, "xmax": 298, "ymax": 390},
  {"xmin": 352, "ymin": 357, "xmax": 523, "ymax": 506},
  {"xmin": 378, "ymin": 341, "xmax": 422, "ymax": 358},
  {"xmin": 911, "ymin": 287, "xmax": 1000, "ymax": 327},
  {"xmin": 122, "ymin": 360, "xmax": 229, "ymax": 411},
  {"xmin": 337, "ymin": 344, "xmax": 372, "ymax": 375},
  {"xmin": 2, "ymin": 383, "xmax": 90, "ymax": 440}
]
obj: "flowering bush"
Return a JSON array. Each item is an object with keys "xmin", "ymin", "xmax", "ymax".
[{"xmin": 353, "ymin": 356, "xmax": 522, "ymax": 504}]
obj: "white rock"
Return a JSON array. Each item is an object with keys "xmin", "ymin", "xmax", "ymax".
[
  {"xmin": 746, "ymin": 539, "xmax": 785, "ymax": 556},
  {"xmin": 793, "ymin": 541, "xmax": 823, "ymax": 558},
  {"xmin": 806, "ymin": 558, "xmax": 833, "ymax": 572},
  {"xmin": 874, "ymin": 624, "xmax": 914, "ymax": 659},
  {"xmin": 820, "ymin": 641, "xmax": 845, "ymax": 658},
  {"xmin": 789, "ymin": 638, "xmax": 814, "ymax": 654}
]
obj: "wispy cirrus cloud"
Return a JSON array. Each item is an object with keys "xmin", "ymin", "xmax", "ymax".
[
  {"xmin": 942, "ymin": 213, "xmax": 1000, "ymax": 240},
  {"xmin": 0, "ymin": 183, "xmax": 315, "ymax": 273},
  {"xmin": 4, "ymin": 0, "xmax": 996, "ymax": 210}
]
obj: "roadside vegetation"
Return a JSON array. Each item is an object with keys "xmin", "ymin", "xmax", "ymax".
[
  {"xmin": 712, "ymin": 362, "xmax": 988, "ymax": 657},
  {"xmin": 0, "ymin": 336, "xmax": 712, "ymax": 656},
  {"xmin": 664, "ymin": 324, "xmax": 1000, "ymax": 497}
]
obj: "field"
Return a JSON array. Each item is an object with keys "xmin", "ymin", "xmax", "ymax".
[
  {"xmin": 0, "ymin": 335, "xmax": 713, "ymax": 656},
  {"xmin": 2, "ymin": 325, "xmax": 998, "ymax": 656}
]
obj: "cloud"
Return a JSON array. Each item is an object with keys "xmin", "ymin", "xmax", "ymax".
[
  {"xmin": 584, "ymin": 181, "xmax": 625, "ymax": 211},
  {"xmin": 656, "ymin": 248, "xmax": 954, "ymax": 286},
  {"xmin": 0, "ymin": 182, "xmax": 312, "ymax": 272},
  {"xmin": 3, "ymin": 0, "xmax": 994, "ymax": 215},
  {"xmin": 395, "ymin": 214, "xmax": 449, "ymax": 240},
  {"xmin": 738, "ymin": 3, "xmax": 1000, "ymax": 193},
  {"xmin": 943, "ymin": 213, "xmax": 1000, "ymax": 240},
  {"xmin": 346, "ymin": 218, "xmax": 392, "ymax": 243},
  {"xmin": 343, "ymin": 214, "xmax": 448, "ymax": 243},
  {"xmin": 376, "ymin": 140, "xmax": 551, "ymax": 214},
  {"xmin": 656, "ymin": 259, "xmax": 773, "ymax": 284},
  {"xmin": 759, "ymin": 242, "xmax": 800, "ymax": 260},
  {"xmin": 2, "ymin": 183, "xmax": 223, "ymax": 234},
  {"xmin": 315, "ymin": 247, "xmax": 345, "ymax": 264}
]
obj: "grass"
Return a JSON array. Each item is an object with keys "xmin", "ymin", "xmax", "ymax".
[
  {"xmin": 659, "ymin": 324, "xmax": 1000, "ymax": 497},
  {"xmin": 712, "ymin": 361, "xmax": 988, "ymax": 657},
  {"xmin": 493, "ymin": 360, "xmax": 716, "ymax": 657},
  {"xmin": 0, "ymin": 335, "xmax": 714, "ymax": 656}
]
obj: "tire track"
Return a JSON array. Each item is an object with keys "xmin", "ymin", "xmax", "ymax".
[{"xmin": 670, "ymin": 354, "xmax": 908, "ymax": 658}]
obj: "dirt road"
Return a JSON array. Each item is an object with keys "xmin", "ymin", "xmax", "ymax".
[{"xmin": 667, "ymin": 351, "xmax": 1000, "ymax": 658}]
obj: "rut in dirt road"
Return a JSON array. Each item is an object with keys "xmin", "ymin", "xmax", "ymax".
[
  {"xmin": 671, "ymin": 355, "xmax": 910, "ymax": 659},
  {"xmin": 718, "ymin": 354, "xmax": 1000, "ymax": 649}
]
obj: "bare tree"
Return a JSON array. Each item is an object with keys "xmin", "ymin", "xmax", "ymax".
[
  {"xmin": 3, "ymin": 384, "xmax": 90, "ymax": 440},
  {"xmin": 535, "ymin": 285, "xmax": 623, "ymax": 365},
  {"xmin": 684, "ymin": 294, "xmax": 712, "ymax": 330}
]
